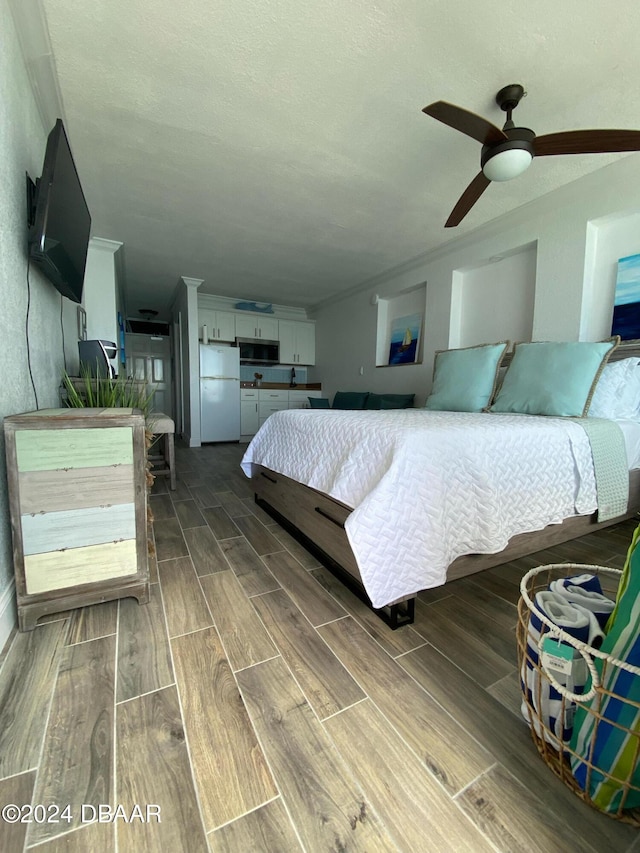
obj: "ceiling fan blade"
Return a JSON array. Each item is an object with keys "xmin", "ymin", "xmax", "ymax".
[
  {"xmin": 534, "ymin": 129, "xmax": 640, "ymax": 156},
  {"xmin": 423, "ymin": 101, "xmax": 508, "ymax": 146},
  {"xmin": 445, "ymin": 172, "xmax": 491, "ymax": 228}
]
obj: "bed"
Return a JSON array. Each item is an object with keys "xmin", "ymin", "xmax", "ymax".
[{"xmin": 241, "ymin": 341, "xmax": 640, "ymax": 627}]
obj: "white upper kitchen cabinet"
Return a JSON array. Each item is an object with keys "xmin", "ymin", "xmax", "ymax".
[
  {"xmin": 278, "ymin": 320, "xmax": 315, "ymax": 365},
  {"xmin": 199, "ymin": 309, "xmax": 236, "ymax": 342},
  {"xmin": 235, "ymin": 313, "xmax": 279, "ymax": 340}
]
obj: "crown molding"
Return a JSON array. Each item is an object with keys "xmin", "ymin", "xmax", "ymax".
[
  {"xmin": 89, "ymin": 236, "xmax": 123, "ymax": 255},
  {"xmin": 181, "ymin": 277, "xmax": 204, "ymax": 290},
  {"xmin": 8, "ymin": 0, "xmax": 65, "ymax": 132}
]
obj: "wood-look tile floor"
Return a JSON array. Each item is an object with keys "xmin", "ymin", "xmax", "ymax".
[{"xmin": 1, "ymin": 442, "xmax": 638, "ymax": 852}]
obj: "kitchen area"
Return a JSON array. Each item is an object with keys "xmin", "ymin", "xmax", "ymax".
[{"xmin": 196, "ymin": 296, "xmax": 321, "ymax": 444}]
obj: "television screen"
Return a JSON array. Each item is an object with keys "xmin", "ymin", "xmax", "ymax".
[{"xmin": 27, "ymin": 119, "xmax": 91, "ymax": 304}]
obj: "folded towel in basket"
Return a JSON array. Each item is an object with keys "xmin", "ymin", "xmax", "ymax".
[
  {"xmin": 549, "ymin": 575, "xmax": 615, "ymax": 630},
  {"xmin": 521, "ymin": 585, "xmax": 605, "ymax": 746}
]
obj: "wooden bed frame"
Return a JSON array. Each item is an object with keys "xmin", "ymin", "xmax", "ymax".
[{"xmin": 252, "ymin": 342, "xmax": 640, "ymax": 627}]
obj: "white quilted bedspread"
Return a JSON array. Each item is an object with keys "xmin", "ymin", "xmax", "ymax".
[{"xmin": 241, "ymin": 409, "xmax": 597, "ymax": 609}]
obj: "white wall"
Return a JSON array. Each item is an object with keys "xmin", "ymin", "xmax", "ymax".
[
  {"xmin": 311, "ymin": 153, "xmax": 640, "ymax": 405},
  {"xmin": 0, "ymin": 0, "xmax": 79, "ymax": 645}
]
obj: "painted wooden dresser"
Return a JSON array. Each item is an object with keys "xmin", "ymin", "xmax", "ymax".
[{"xmin": 4, "ymin": 408, "xmax": 150, "ymax": 631}]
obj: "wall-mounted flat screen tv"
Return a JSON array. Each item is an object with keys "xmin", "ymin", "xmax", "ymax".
[{"xmin": 27, "ymin": 118, "xmax": 92, "ymax": 304}]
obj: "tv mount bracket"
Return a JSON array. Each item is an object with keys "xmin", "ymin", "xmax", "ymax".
[{"xmin": 25, "ymin": 173, "xmax": 40, "ymax": 228}]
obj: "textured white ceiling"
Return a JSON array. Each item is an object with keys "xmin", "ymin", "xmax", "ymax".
[{"xmin": 35, "ymin": 0, "xmax": 640, "ymax": 316}]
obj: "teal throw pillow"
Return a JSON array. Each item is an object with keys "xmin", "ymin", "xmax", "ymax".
[
  {"xmin": 424, "ymin": 342, "xmax": 509, "ymax": 412},
  {"xmin": 332, "ymin": 391, "xmax": 369, "ymax": 409},
  {"xmin": 380, "ymin": 394, "xmax": 415, "ymax": 409},
  {"xmin": 308, "ymin": 397, "xmax": 331, "ymax": 408},
  {"xmin": 490, "ymin": 338, "xmax": 619, "ymax": 417},
  {"xmin": 365, "ymin": 393, "xmax": 382, "ymax": 410},
  {"xmin": 367, "ymin": 393, "xmax": 415, "ymax": 409}
]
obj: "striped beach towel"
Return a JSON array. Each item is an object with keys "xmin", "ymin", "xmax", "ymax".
[
  {"xmin": 569, "ymin": 525, "xmax": 640, "ymax": 812},
  {"xmin": 549, "ymin": 575, "xmax": 614, "ymax": 629},
  {"xmin": 521, "ymin": 582, "xmax": 606, "ymax": 746}
]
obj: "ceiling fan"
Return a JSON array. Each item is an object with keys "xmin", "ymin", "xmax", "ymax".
[{"xmin": 423, "ymin": 84, "xmax": 640, "ymax": 228}]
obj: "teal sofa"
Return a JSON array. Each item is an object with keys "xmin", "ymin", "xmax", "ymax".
[{"xmin": 309, "ymin": 391, "xmax": 415, "ymax": 410}]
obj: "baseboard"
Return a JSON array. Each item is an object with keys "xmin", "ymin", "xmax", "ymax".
[{"xmin": 0, "ymin": 579, "xmax": 17, "ymax": 651}]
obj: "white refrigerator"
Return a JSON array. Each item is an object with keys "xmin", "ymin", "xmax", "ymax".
[{"xmin": 200, "ymin": 345, "xmax": 241, "ymax": 442}]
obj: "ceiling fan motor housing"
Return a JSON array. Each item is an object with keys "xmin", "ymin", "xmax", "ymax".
[{"xmin": 481, "ymin": 126, "xmax": 535, "ymax": 181}]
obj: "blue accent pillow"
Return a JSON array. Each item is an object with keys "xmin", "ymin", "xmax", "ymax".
[
  {"xmin": 424, "ymin": 343, "xmax": 509, "ymax": 412},
  {"xmin": 332, "ymin": 391, "xmax": 369, "ymax": 409},
  {"xmin": 308, "ymin": 397, "xmax": 331, "ymax": 408},
  {"xmin": 490, "ymin": 339, "xmax": 619, "ymax": 417}
]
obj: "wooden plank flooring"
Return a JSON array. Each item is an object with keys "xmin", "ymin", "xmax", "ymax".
[
  {"xmin": 116, "ymin": 583, "xmax": 174, "ymax": 703},
  {"xmin": 116, "ymin": 686, "xmax": 208, "ymax": 852},
  {"xmin": 171, "ymin": 626, "xmax": 277, "ymax": 830},
  {"xmin": 28, "ymin": 635, "xmax": 116, "ymax": 845},
  {"xmin": 0, "ymin": 620, "xmax": 67, "ymax": 778},
  {"xmin": 0, "ymin": 771, "xmax": 35, "ymax": 852},
  {"xmin": 0, "ymin": 442, "xmax": 638, "ymax": 851},
  {"xmin": 236, "ymin": 656, "xmax": 396, "ymax": 851}
]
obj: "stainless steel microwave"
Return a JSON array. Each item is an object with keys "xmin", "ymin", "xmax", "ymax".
[{"xmin": 236, "ymin": 338, "xmax": 280, "ymax": 365}]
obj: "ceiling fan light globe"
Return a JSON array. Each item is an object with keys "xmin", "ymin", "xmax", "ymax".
[{"xmin": 482, "ymin": 148, "xmax": 533, "ymax": 182}]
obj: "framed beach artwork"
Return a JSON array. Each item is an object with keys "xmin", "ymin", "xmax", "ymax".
[
  {"xmin": 388, "ymin": 313, "xmax": 422, "ymax": 365},
  {"xmin": 612, "ymin": 253, "xmax": 640, "ymax": 341}
]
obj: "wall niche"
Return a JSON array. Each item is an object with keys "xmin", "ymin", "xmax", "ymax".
[
  {"xmin": 450, "ymin": 242, "xmax": 537, "ymax": 348},
  {"xmin": 375, "ymin": 282, "xmax": 427, "ymax": 367}
]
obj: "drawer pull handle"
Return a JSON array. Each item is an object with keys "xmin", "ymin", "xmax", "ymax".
[
  {"xmin": 315, "ymin": 506, "xmax": 345, "ymax": 529},
  {"xmin": 260, "ymin": 472, "xmax": 277, "ymax": 483}
]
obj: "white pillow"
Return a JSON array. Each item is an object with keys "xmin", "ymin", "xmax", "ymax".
[{"xmin": 588, "ymin": 358, "xmax": 640, "ymax": 419}]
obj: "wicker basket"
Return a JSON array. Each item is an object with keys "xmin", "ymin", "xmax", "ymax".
[{"xmin": 516, "ymin": 563, "xmax": 640, "ymax": 825}]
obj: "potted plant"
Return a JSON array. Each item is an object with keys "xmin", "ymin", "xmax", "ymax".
[{"xmin": 61, "ymin": 368, "xmax": 159, "ymax": 549}]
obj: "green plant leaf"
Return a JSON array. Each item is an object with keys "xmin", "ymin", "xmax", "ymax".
[{"xmin": 62, "ymin": 365, "xmax": 157, "ymax": 419}]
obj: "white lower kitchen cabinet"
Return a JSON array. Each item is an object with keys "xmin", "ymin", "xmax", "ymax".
[
  {"xmin": 241, "ymin": 400, "xmax": 260, "ymax": 437},
  {"xmin": 240, "ymin": 389, "xmax": 259, "ymax": 439},
  {"xmin": 258, "ymin": 389, "xmax": 289, "ymax": 428},
  {"xmin": 288, "ymin": 389, "xmax": 322, "ymax": 408},
  {"xmin": 240, "ymin": 388, "xmax": 322, "ymax": 439}
]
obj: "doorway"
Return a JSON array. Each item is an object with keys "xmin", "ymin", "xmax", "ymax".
[{"xmin": 125, "ymin": 333, "xmax": 174, "ymax": 420}]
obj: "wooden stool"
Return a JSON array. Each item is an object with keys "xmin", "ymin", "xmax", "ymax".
[{"xmin": 148, "ymin": 413, "xmax": 176, "ymax": 490}]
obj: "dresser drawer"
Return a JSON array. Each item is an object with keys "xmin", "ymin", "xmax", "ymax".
[{"xmin": 252, "ymin": 466, "xmax": 359, "ymax": 580}]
